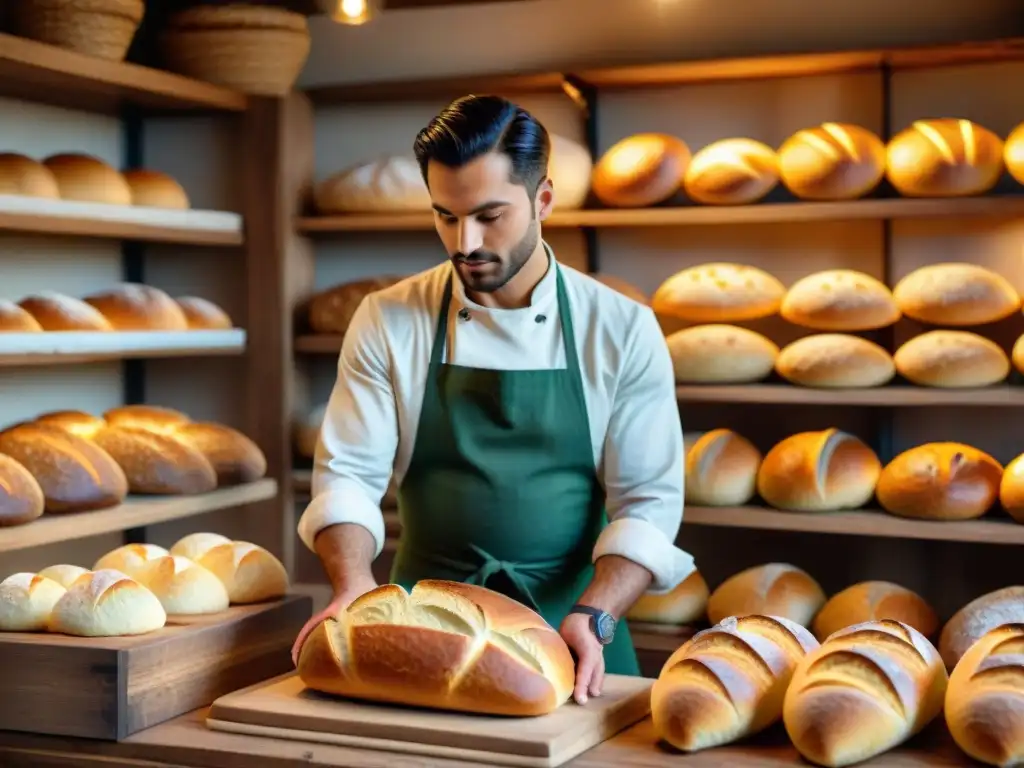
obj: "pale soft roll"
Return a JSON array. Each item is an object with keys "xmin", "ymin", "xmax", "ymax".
[
  {"xmin": 651, "ymin": 615, "xmax": 819, "ymax": 751},
  {"xmin": 181, "ymin": 538, "xmax": 288, "ymax": 603},
  {"xmin": 93, "ymin": 543, "xmax": 170, "ymax": 579},
  {"xmin": 43, "ymin": 153, "xmax": 132, "ymax": 205},
  {"xmin": 892, "ymin": 263, "xmax": 1019, "ymax": 326},
  {"xmin": 780, "ymin": 269, "xmax": 899, "ymax": 331},
  {"xmin": 683, "ymin": 138, "xmax": 779, "ymax": 205},
  {"xmin": 811, "ymin": 582, "xmax": 939, "ymax": 642},
  {"xmin": 36, "ymin": 564, "xmax": 89, "ymax": 589},
  {"xmin": 548, "ymin": 134, "xmax": 593, "ymax": 210},
  {"xmin": 1000, "ymin": 452, "xmax": 1024, "ymax": 524},
  {"xmin": 778, "ymin": 123, "xmax": 886, "ymax": 201},
  {"xmin": 83, "ymin": 283, "xmax": 190, "ymax": 331},
  {"xmin": 591, "ymin": 133, "xmax": 691, "ymax": 208},
  {"xmin": 18, "ymin": 291, "xmax": 113, "ymax": 331},
  {"xmin": 783, "ymin": 620, "xmax": 947, "ymax": 767},
  {"xmin": 685, "ymin": 428, "xmax": 761, "ymax": 506},
  {"xmin": 627, "ymin": 570, "xmax": 709, "ymax": 625},
  {"xmin": 169, "ymin": 531, "xmax": 232, "ymax": 562},
  {"xmin": 666, "ymin": 325, "xmax": 778, "ymax": 384},
  {"xmin": 0, "ymin": 299, "xmax": 43, "ymax": 332},
  {"xmin": 1005, "ymin": 120, "xmax": 1024, "ymax": 186},
  {"xmin": 123, "ymin": 169, "xmax": 190, "ymax": 209},
  {"xmin": 756, "ymin": 429, "xmax": 881, "ymax": 513},
  {"xmin": 0, "ymin": 152, "xmax": 60, "ymax": 198},
  {"xmin": 876, "ymin": 442, "xmax": 1002, "ymax": 521},
  {"xmin": 776, "ymin": 334, "xmax": 895, "ymax": 388},
  {"xmin": 707, "ymin": 563, "xmax": 826, "ymax": 628},
  {"xmin": 653, "ymin": 262, "xmax": 785, "ymax": 322},
  {"xmin": 886, "ymin": 118, "xmax": 1004, "ymax": 197},
  {"xmin": 314, "ymin": 155, "xmax": 431, "ymax": 214},
  {"xmin": 138, "ymin": 555, "xmax": 230, "ymax": 615},
  {"xmin": 894, "ymin": 330, "xmax": 1009, "ymax": 388},
  {"xmin": 0, "ymin": 572, "xmax": 66, "ymax": 631},
  {"xmin": 940, "ymin": 587, "xmax": 1024, "ymax": 670},
  {"xmin": 0, "ymin": 453, "xmax": 44, "ymax": 527},
  {"xmin": 297, "ymin": 580, "xmax": 575, "ymax": 716},
  {"xmin": 48, "ymin": 569, "xmax": 166, "ymax": 637}
]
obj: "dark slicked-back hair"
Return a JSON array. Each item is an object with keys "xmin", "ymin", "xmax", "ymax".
[{"xmin": 413, "ymin": 95, "xmax": 551, "ymax": 197}]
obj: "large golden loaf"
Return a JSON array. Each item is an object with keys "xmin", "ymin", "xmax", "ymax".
[
  {"xmin": 778, "ymin": 123, "xmax": 886, "ymax": 200},
  {"xmin": 886, "ymin": 118, "xmax": 1004, "ymax": 197}
]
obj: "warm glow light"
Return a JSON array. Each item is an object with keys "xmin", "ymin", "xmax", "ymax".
[{"xmin": 320, "ymin": 0, "xmax": 379, "ymax": 25}]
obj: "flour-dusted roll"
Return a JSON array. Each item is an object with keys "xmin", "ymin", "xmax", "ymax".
[
  {"xmin": 886, "ymin": 118, "xmax": 1004, "ymax": 197},
  {"xmin": 778, "ymin": 123, "xmax": 886, "ymax": 201},
  {"xmin": 776, "ymin": 334, "xmax": 895, "ymax": 388},
  {"xmin": 892, "ymin": 263, "xmax": 1020, "ymax": 326},
  {"xmin": 590, "ymin": 273, "xmax": 648, "ymax": 304},
  {"xmin": 83, "ymin": 283, "xmax": 190, "ymax": 331},
  {"xmin": 43, "ymin": 153, "xmax": 132, "ymax": 205},
  {"xmin": 36, "ymin": 564, "xmax": 89, "ymax": 589},
  {"xmin": 1000, "ymin": 453, "xmax": 1024, "ymax": 524},
  {"xmin": 757, "ymin": 429, "xmax": 881, "ymax": 513},
  {"xmin": 894, "ymin": 330, "xmax": 1010, "ymax": 388},
  {"xmin": 48, "ymin": 569, "xmax": 166, "ymax": 637},
  {"xmin": 784, "ymin": 620, "xmax": 948, "ymax": 767},
  {"xmin": 627, "ymin": 570, "xmax": 709, "ymax": 625},
  {"xmin": 182, "ymin": 539, "xmax": 288, "ymax": 603},
  {"xmin": 812, "ymin": 582, "xmax": 939, "ymax": 642},
  {"xmin": 138, "ymin": 555, "xmax": 230, "ymax": 615},
  {"xmin": 683, "ymin": 138, "xmax": 779, "ymax": 205},
  {"xmin": 93, "ymin": 543, "xmax": 170, "ymax": 579},
  {"xmin": 0, "ymin": 152, "xmax": 60, "ymax": 198},
  {"xmin": 172, "ymin": 422, "xmax": 267, "ymax": 485},
  {"xmin": 314, "ymin": 155, "xmax": 431, "ymax": 214},
  {"xmin": 653, "ymin": 263, "xmax": 785, "ymax": 323},
  {"xmin": 0, "ymin": 299, "xmax": 44, "ymax": 332},
  {"xmin": 169, "ymin": 531, "xmax": 232, "ymax": 562},
  {"xmin": 946, "ymin": 624, "xmax": 1024, "ymax": 766},
  {"xmin": 707, "ymin": 563, "xmax": 826, "ymax": 628},
  {"xmin": 1005, "ymin": 120, "xmax": 1024, "ymax": 186},
  {"xmin": 0, "ymin": 453, "xmax": 45, "ymax": 527},
  {"xmin": 780, "ymin": 269, "xmax": 899, "ymax": 331},
  {"xmin": 307, "ymin": 276, "xmax": 404, "ymax": 336},
  {"xmin": 652, "ymin": 615, "xmax": 818, "ymax": 751},
  {"xmin": 667, "ymin": 325, "xmax": 778, "ymax": 384},
  {"xmin": 102, "ymin": 404, "xmax": 191, "ymax": 433},
  {"xmin": 685, "ymin": 429, "xmax": 761, "ymax": 506},
  {"xmin": 591, "ymin": 133, "xmax": 691, "ymax": 208},
  {"xmin": 877, "ymin": 442, "xmax": 1002, "ymax": 521},
  {"xmin": 175, "ymin": 296, "xmax": 232, "ymax": 329},
  {"xmin": 940, "ymin": 587, "xmax": 1024, "ymax": 670},
  {"xmin": 298, "ymin": 580, "xmax": 575, "ymax": 716},
  {"xmin": 0, "ymin": 572, "xmax": 67, "ymax": 631},
  {"xmin": 18, "ymin": 291, "xmax": 114, "ymax": 331},
  {"xmin": 548, "ymin": 133, "xmax": 593, "ymax": 210},
  {"xmin": 123, "ymin": 169, "xmax": 190, "ymax": 209}
]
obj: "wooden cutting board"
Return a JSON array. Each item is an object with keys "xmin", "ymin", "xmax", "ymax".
[{"xmin": 206, "ymin": 672, "xmax": 654, "ymax": 767}]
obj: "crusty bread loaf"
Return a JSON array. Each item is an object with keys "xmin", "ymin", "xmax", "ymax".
[
  {"xmin": 172, "ymin": 537, "xmax": 287, "ymax": 603},
  {"xmin": 886, "ymin": 118, "xmax": 1004, "ymax": 197},
  {"xmin": 0, "ymin": 453, "xmax": 45, "ymax": 527},
  {"xmin": 776, "ymin": 334, "xmax": 895, "ymax": 388},
  {"xmin": 43, "ymin": 153, "xmax": 132, "ymax": 205},
  {"xmin": 685, "ymin": 428, "xmax": 761, "ymax": 506},
  {"xmin": 1013, "ymin": 332, "xmax": 1024, "ymax": 377},
  {"xmin": 36, "ymin": 564, "xmax": 89, "ymax": 589},
  {"xmin": 0, "ymin": 572, "xmax": 66, "ymax": 631},
  {"xmin": 940, "ymin": 586, "xmax": 1024, "ymax": 670},
  {"xmin": 652, "ymin": 615, "xmax": 819, "ymax": 751},
  {"xmin": 666, "ymin": 325, "xmax": 778, "ymax": 383},
  {"xmin": 683, "ymin": 138, "xmax": 779, "ymax": 205},
  {"xmin": 626, "ymin": 570, "xmax": 709, "ymax": 625},
  {"xmin": 877, "ymin": 442, "xmax": 1002, "ymax": 521},
  {"xmin": 945, "ymin": 623, "xmax": 1024, "ymax": 766},
  {"xmin": 307, "ymin": 276, "xmax": 404, "ymax": 336},
  {"xmin": 0, "ymin": 299, "xmax": 44, "ymax": 332},
  {"xmin": 314, "ymin": 155, "xmax": 431, "ymax": 214},
  {"xmin": 653, "ymin": 263, "xmax": 785, "ymax": 323},
  {"xmin": 707, "ymin": 563, "xmax": 826, "ymax": 628},
  {"xmin": 780, "ymin": 269, "xmax": 899, "ymax": 331},
  {"xmin": 297, "ymin": 580, "xmax": 575, "ymax": 716},
  {"xmin": 1004, "ymin": 120, "xmax": 1024, "ymax": 186},
  {"xmin": 138, "ymin": 555, "xmax": 230, "ymax": 615},
  {"xmin": 590, "ymin": 273, "xmax": 647, "ymax": 304},
  {"xmin": 93, "ymin": 543, "xmax": 170, "ymax": 579},
  {"xmin": 894, "ymin": 330, "xmax": 1010, "ymax": 388},
  {"xmin": 0, "ymin": 152, "xmax": 60, "ymax": 198},
  {"xmin": 812, "ymin": 582, "xmax": 939, "ymax": 642},
  {"xmin": 17, "ymin": 291, "xmax": 114, "ymax": 331},
  {"xmin": 169, "ymin": 531, "xmax": 231, "ymax": 561},
  {"xmin": 1000, "ymin": 452, "xmax": 1024, "ymax": 524},
  {"xmin": 778, "ymin": 123, "xmax": 886, "ymax": 201},
  {"xmin": 48, "ymin": 569, "xmax": 166, "ymax": 637},
  {"xmin": 548, "ymin": 134, "xmax": 593, "ymax": 210},
  {"xmin": 892, "ymin": 263, "xmax": 1020, "ymax": 326},
  {"xmin": 175, "ymin": 296, "xmax": 232, "ymax": 330},
  {"xmin": 591, "ymin": 133, "xmax": 691, "ymax": 208},
  {"xmin": 173, "ymin": 422, "xmax": 267, "ymax": 485},
  {"xmin": 784, "ymin": 619, "xmax": 948, "ymax": 767},
  {"xmin": 83, "ymin": 283, "xmax": 190, "ymax": 331},
  {"xmin": 102, "ymin": 404, "xmax": 191, "ymax": 433},
  {"xmin": 756, "ymin": 429, "xmax": 881, "ymax": 513},
  {"xmin": 123, "ymin": 169, "xmax": 190, "ymax": 209},
  {"xmin": 0, "ymin": 422, "xmax": 127, "ymax": 513}
]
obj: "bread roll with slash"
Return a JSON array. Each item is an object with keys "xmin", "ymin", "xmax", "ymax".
[
  {"xmin": 651, "ymin": 614, "xmax": 819, "ymax": 751},
  {"xmin": 169, "ymin": 531, "xmax": 231, "ymax": 561},
  {"xmin": 175, "ymin": 296, "xmax": 232, "ymax": 329},
  {"xmin": 0, "ymin": 572, "xmax": 67, "ymax": 631},
  {"xmin": 297, "ymin": 580, "xmax": 575, "ymax": 716},
  {"xmin": 627, "ymin": 570, "xmax": 709, "ymax": 625},
  {"xmin": 684, "ymin": 428, "xmax": 761, "ymax": 506},
  {"xmin": 36, "ymin": 564, "xmax": 88, "ymax": 589},
  {"xmin": 169, "ymin": 533, "xmax": 287, "ymax": 603},
  {"xmin": 940, "ymin": 586, "xmax": 1024, "ymax": 671},
  {"xmin": 892, "ymin": 263, "xmax": 1020, "ymax": 326},
  {"xmin": 783, "ymin": 619, "xmax": 948, "ymax": 767},
  {"xmin": 0, "ymin": 453, "xmax": 44, "ymax": 527},
  {"xmin": 707, "ymin": 563, "xmax": 826, "ymax": 628},
  {"xmin": 756, "ymin": 429, "xmax": 881, "ymax": 513},
  {"xmin": 48, "ymin": 569, "xmax": 166, "ymax": 637},
  {"xmin": 894, "ymin": 330, "xmax": 1009, "ymax": 388},
  {"xmin": 653, "ymin": 263, "xmax": 785, "ymax": 323},
  {"xmin": 667, "ymin": 325, "xmax": 778, "ymax": 383},
  {"xmin": 138, "ymin": 555, "xmax": 230, "ymax": 615},
  {"xmin": 0, "ymin": 152, "xmax": 60, "ymax": 198},
  {"xmin": 778, "ymin": 123, "xmax": 886, "ymax": 200},
  {"xmin": 812, "ymin": 582, "xmax": 939, "ymax": 642},
  {"xmin": 683, "ymin": 138, "xmax": 779, "ymax": 205},
  {"xmin": 775, "ymin": 334, "xmax": 895, "ymax": 388},
  {"xmin": 591, "ymin": 133, "xmax": 691, "ymax": 208},
  {"xmin": 886, "ymin": 118, "xmax": 1004, "ymax": 197},
  {"xmin": 780, "ymin": 269, "xmax": 899, "ymax": 331},
  {"xmin": 17, "ymin": 291, "xmax": 113, "ymax": 331},
  {"xmin": 93, "ymin": 543, "xmax": 170, "ymax": 579}
]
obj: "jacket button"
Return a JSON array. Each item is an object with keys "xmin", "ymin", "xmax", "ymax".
[{"xmin": 535, "ymin": 314, "xmax": 547, "ymax": 323}]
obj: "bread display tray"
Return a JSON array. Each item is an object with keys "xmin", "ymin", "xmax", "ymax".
[
  {"xmin": 206, "ymin": 672, "xmax": 654, "ymax": 768},
  {"xmin": 0, "ymin": 594, "xmax": 311, "ymax": 740}
]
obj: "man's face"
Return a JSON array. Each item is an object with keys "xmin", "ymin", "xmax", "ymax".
[{"xmin": 427, "ymin": 151, "xmax": 552, "ymax": 293}]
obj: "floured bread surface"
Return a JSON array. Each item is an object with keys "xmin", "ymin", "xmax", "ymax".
[
  {"xmin": 654, "ymin": 263, "xmax": 785, "ymax": 322},
  {"xmin": 893, "ymin": 263, "xmax": 1019, "ymax": 326},
  {"xmin": 36, "ymin": 564, "xmax": 89, "ymax": 589},
  {"xmin": 140, "ymin": 555, "xmax": 230, "ymax": 615},
  {"xmin": 48, "ymin": 569, "xmax": 166, "ymax": 637},
  {"xmin": 0, "ymin": 572, "xmax": 67, "ymax": 631},
  {"xmin": 297, "ymin": 580, "xmax": 576, "ymax": 716},
  {"xmin": 169, "ymin": 531, "xmax": 231, "ymax": 562},
  {"xmin": 667, "ymin": 325, "xmax": 778, "ymax": 383},
  {"xmin": 193, "ymin": 540, "xmax": 288, "ymax": 603},
  {"xmin": 781, "ymin": 270, "xmax": 899, "ymax": 331},
  {"xmin": 94, "ymin": 543, "xmax": 169, "ymax": 579}
]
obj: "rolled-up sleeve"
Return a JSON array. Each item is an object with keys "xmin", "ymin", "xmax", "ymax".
[
  {"xmin": 296, "ymin": 297, "xmax": 396, "ymax": 558},
  {"xmin": 592, "ymin": 306, "xmax": 696, "ymax": 594}
]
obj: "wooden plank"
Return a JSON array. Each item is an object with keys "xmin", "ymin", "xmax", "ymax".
[
  {"xmin": 675, "ymin": 383, "xmax": 1024, "ymax": 407},
  {"xmin": 0, "ymin": 330, "xmax": 246, "ymax": 366}
]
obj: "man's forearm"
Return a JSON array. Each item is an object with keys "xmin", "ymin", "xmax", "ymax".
[
  {"xmin": 576, "ymin": 555, "xmax": 653, "ymax": 620},
  {"xmin": 313, "ymin": 523, "xmax": 377, "ymax": 594}
]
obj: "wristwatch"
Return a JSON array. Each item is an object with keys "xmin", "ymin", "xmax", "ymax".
[{"xmin": 569, "ymin": 604, "xmax": 617, "ymax": 645}]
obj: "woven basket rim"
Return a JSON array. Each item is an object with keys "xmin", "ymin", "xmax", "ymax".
[
  {"xmin": 166, "ymin": 4, "xmax": 308, "ymax": 33},
  {"xmin": 22, "ymin": 0, "xmax": 145, "ymax": 23}
]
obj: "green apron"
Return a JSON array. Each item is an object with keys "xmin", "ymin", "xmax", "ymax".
[{"xmin": 392, "ymin": 263, "xmax": 640, "ymax": 677}]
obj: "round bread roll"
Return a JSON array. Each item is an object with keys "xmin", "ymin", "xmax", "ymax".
[
  {"xmin": 780, "ymin": 269, "xmax": 899, "ymax": 331},
  {"xmin": 776, "ymin": 334, "xmax": 895, "ymax": 388},
  {"xmin": 17, "ymin": 291, "xmax": 114, "ymax": 331},
  {"xmin": 0, "ymin": 453, "xmax": 45, "ymax": 527},
  {"xmin": 138, "ymin": 555, "xmax": 230, "ymax": 615},
  {"xmin": 308, "ymin": 276, "xmax": 404, "ymax": 336},
  {"xmin": 707, "ymin": 563, "xmax": 826, "ymax": 628},
  {"xmin": 626, "ymin": 570, "xmax": 709, "ymax": 625},
  {"xmin": 314, "ymin": 155, "xmax": 431, "ymax": 214},
  {"xmin": 685, "ymin": 429, "xmax": 761, "ymax": 506},
  {"xmin": 103, "ymin": 404, "xmax": 191, "ymax": 433},
  {"xmin": 683, "ymin": 138, "xmax": 779, "ymax": 206},
  {"xmin": 886, "ymin": 118, "xmax": 1004, "ymax": 197},
  {"xmin": 894, "ymin": 330, "xmax": 1009, "ymax": 388},
  {"xmin": 83, "ymin": 283, "xmax": 189, "ymax": 331},
  {"xmin": 123, "ymin": 169, "xmax": 190, "ymax": 209},
  {"xmin": 1013, "ymin": 332, "xmax": 1024, "ymax": 376},
  {"xmin": 173, "ymin": 422, "xmax": 267, "ymax": 485},
  {"xmin": 667, "ymin": 325, "xmax": 778, "ymax": 384},
  {"xmin": 91, "ymin": 426, "xmax": 218, "ymax": 495},
  {"xmin": 294, "ymin": 403, "xmax": 324, "ymax": 459},
  {"xmin": 892, "ymin": 263, "xmax": 1020, "ymax": 327},
  {"xmin": 939, "ymin": 586, "xmax": 1024, "ymax": 670},
  {"xmin": 653, "ymin": 263, "xmax": 785, "ymax": 323},
  {"xmin": 43, "ymin": 153, "xmax": 132, "ymax": 205},
  {"xmin": 0, "ymin": 422, "xmax": 127, "ymax": 513},
  {"xmin": 590, "ymin": 273, "xmax": 647, "ymax": 304},
  {"xmin": 876, "ymin": 442, "xmax": 1003, "ymax": 521},
  {"xmin": 189, "ymin": 540, "xmax": 288, "ymax": 603},
  {"xmin": 0, "ymin": 572, "xmax": 66, "ymax": 631},
  {"xmin": 0, "ymin": 299, "xmax": 44, "ymax": 332},
  {"xmin": 591, "ymin": 133, "xmax": 691, "ymax": 208},
  {"xmin": 169, "ymin": 531, "xmax": 232, "ymax": 562},
  {"xmin": 999, "ymin": 452, "xmax": 1024, "ymax": 524},
  {"xmin": 1004, "ymin": 120, "xmax": 1024, "ymax": 186},
  {"xmin": 175, "ymin": 296, "xmax": 232, "ymax": 329},
  {"xmin": 0, "ymin": 152, "xmax": 60, "ymax": 198},
  {"xmin": 36, "ymin": 564, "xmax": 89, "ymax": 589},
  {"xmin": 548, "ymin": 134, "xmax": 593, "ymax": 210},
  {"xmin": 48, "ymin": 569, "xmax": 166, "ymax": 637},
  {"xmin": 811, "ymin": 581, "xmax": 939, "ymax": 642},
  {"xmin": 778, "ymin": 122, "xmax": 886, "ymax": 200},
  {"xmin": 93, "ymin": 543, "xmax": 170, "ymax": 579},
  {"xmin": 757, "ymin": 429, "xmax": 881, "ymax": 513}
]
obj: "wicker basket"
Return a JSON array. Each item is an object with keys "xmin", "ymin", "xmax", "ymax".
[
  {"xmin": 161, "ymin": 5, "xmax": 311, "ymax": 96},
  {"xmin": 12, "ymin": 0, "xmax": 144, "ymax": 61}
]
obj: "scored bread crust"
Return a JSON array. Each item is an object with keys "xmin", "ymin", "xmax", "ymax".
[
  {"xmin": 139, "ymin": 555, "xmax": 230, "ymax": 615},
  {"xmin": 939, "ymin": 586, "xmax": 1024, "ymax": 671},
  {"xmin": 707, "ymin": 563, "xmax": 826, "ymax": 628},
  {"xmin": 685, "ymin": 428, "xmax": 761, "ymax": 506},
  {"xmin": 36, "ymin": 564, "xmax": 89, "ymax": 589},
  {"xmin": 191, "ymin": 540, "xmax": 289, "ymax": 603},
  {"xmin": 17, "ymin": 291, "xmax": 114, "ymax": 331},
  {"xmin": 777, "ymin": 123, "xmax": 886, "ymax": 201},
  {"xmin": 811, "ymin": 581, "xmax": 939, "ymax": 642},
  {"xmin": 83, "ymin": 283, "xmax": 190, "ymax": 331},
  {"xmin": 683, "ymin": 138, "xmax": 779, "ymax": 205},
  {"xmin": 48, "ymin": 569, "xmax": 166, "ymax": 637},
  {"xmin": 0, "ymin": 453, "xmax": 45, "ymax": 527},
  {"xmin": 886, "ymin": 119, "xmax": 1004, "ymax": 198},
  {"xmin": 93, "ymin": 543, "xmax": 170, "ymax": 579},
  {"xmin": 297, "ymin": 580, "xmax": 576, "ymax": 717},
  {"xmin": 0, "ymin": 572, "xmax": 67, "ymax": 631},
  {"xmin": 627, "ymin": 570, "xmax": 710, "ymax": 624}
]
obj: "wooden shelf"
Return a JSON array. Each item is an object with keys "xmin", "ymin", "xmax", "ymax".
[
  {"xmin": 676, "ymin": 383, "xmax": 1024, "ymax": 406},
  {"xmin": 0, "ymin": 32, "xmax": 247, "ymax": 114},
  {"xmin": 0, "ymin": 479, "xmax": 278, "ymax": 554},
  {"xmin": 0, "ymin": 330, "xmax": 246, "ymax": 366}
]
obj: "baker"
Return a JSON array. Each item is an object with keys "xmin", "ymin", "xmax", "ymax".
[{"xmin": 291, "ymin": 94, "xmax": 696, "ymax": 704}]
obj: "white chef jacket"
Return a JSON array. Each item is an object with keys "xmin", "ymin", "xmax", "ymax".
[{"xmin": 298, "ymin": 245, "xmax": 696, "ymax": 595}]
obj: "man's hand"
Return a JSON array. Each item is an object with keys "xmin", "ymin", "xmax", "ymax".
[
  {"xmin": 290, "ymin": 575, "xmax": 377, "ymax": 666},
  {"xmin": 560, "ymin": 612, "xmax": 604, "ymax": 705}
]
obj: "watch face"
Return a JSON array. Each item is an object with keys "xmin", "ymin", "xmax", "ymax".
[{"xmin": 596, "ymin": 613, "xmax": 616, "ymax": 643}]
